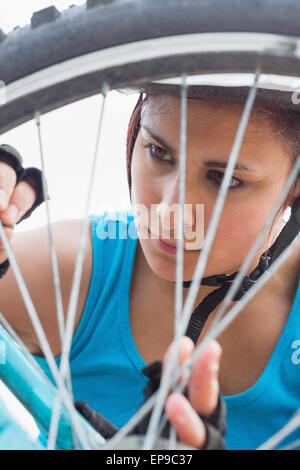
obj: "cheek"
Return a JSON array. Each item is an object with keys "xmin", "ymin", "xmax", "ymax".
[
  {"xmin": 131, "ymin": 148, "xmax": 164, "ymax": 214},
  {"xmin": 131, "ymin": 151, "xmax": 152, "ymax": 204},
  {"xmin": 132, "ymin": 176, "xmax": 154, "ymax": 206},
  {"xmin": 131, "ymin": 150, "xmax": 160, "ymax": 236},
  {"xmin": 213, "ymin": 201, "xmax": 272, "ymax": 259}
]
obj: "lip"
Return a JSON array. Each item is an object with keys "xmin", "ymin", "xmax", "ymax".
[
  {"xmin": 156, "ymin": 238, "xmax": 179, "ymax": 255},
  {"xmin": 149, "ymin": 231, "xmax": 199, "ymax": 255}
]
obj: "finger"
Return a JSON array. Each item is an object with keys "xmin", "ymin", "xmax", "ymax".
[
  {"xmin": 165, "ymin": 392, "xmax": 206, "ymax": 449},
  {"xmin": 0, "ymin": 161, "xmax": 17, "ymax": 212},
  {"xmin": 0, "ymin": 180, "xmax": 36, "ymax": 225},
  {"xmin": 162, "ymin": 336, "xmax": 194, "ymax": 384},
  {"xmin": 188, "ymin": 339, "xmax": 222, "ymax": 416},
  {"xmin": 0, "ymin": 224, "xmax": 15, "ymax": 263}
]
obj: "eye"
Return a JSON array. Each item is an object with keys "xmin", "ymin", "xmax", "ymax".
[
  {"xmin": 207, "ymin": 170, "xmax": 244, "ymax": 189},
  {"xmin": 143, "ymin": 143, "xmax": 174, "ymax": 164}
]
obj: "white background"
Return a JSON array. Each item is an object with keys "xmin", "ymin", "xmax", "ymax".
[
  {"xmin": 0, "ymin": 0, "xmax": 138, "ymax": 443},
  {"xmin": 0, "ymin": 0, "xmax": 138, "ymax": 233}
]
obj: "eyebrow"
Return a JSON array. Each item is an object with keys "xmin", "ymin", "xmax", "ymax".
[
  {"xmin": 141, "ymin": 126, "xmax": 176, "ymax": 156},
  {"xmin": 141, "ymin": 125, "xmax": 256, "ymax": 174},
  {"xmin": 202, "ymin": 160, "xmax": 256, "ymax": 173}
]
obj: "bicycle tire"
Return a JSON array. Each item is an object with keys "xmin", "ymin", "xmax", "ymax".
[
  {"xmin": 0, "ymin": 0, "xmax": 300, "ymax": 452},
  {"xmin": 0, "ymin": 0, "xmax": 300, "ymax": 135}
]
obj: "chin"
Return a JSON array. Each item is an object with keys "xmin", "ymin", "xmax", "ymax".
[
  {"xmin": 142, "ymin": 247, "xmax": 194, "ymax": 283},
  {"xmin": 147, "ymin": 257, "xmax": 177, "ymax": 282}
]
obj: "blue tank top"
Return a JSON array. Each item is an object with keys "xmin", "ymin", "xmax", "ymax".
[{"xmin": 35, "ymin": 211, "xmax": 300, "ymax": 450}]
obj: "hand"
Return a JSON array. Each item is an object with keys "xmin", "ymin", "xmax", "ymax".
[
  {"xmin": 0, "ymin": 159, "xmax": 36, "ymax": 262},
  {"xmin": 163, "ymin": 336, "xmax": 222, "ymax": 449}
]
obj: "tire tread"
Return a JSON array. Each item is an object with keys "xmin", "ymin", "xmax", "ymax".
[{"xmin": 31, "ymin": 6, "xmax": 61, "ymax": 29}]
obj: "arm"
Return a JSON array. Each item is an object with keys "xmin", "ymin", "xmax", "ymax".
[
  {"xmin": 0, "ymin": 219, "xmax": 92, "ymax": 357},
  {"xmin": 0, "ymin": 145, "xmax": 92, "ymax": 357}
]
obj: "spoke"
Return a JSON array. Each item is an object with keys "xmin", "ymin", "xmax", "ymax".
[
  {"xmin": 206, "ymin": 153, "xmax": 300, "ymax": 335},
  {"xmin": 177, "ymin": 242, "xmax": 298, "ymax": 389},
  {"xmin": 47, "ymin": 392, "xmax": 82, "ymax": 450},
  {"xmin": 47, "ymin": 395, "xmax": 62, "ymax": 449},
  {"xmin": 59, "ymin": 86, "xmax": 108, "ymax": 379},
  {"xmin": 0, "ymin": 312, "xmax": 104, "ymax": 450},
  {"xmin": 0, "ymin": 223, "xmax": 91, "ymax": 448},
  {"xmin": 34, "ymin": 112, "xmax": 66, "ymax": 347},
  {"xmin": 0, "ymin": 313, "xmax": 74, "ymax": 447},
  {"xmin": 168, "ymin": 427, "xmax": 177, "ymax": 450},
  {"xmin": 0, "ymin": 312, "xmax": 65, "ymax": 446},
  {"xmin": 280, "ymin": 436, "xmax": 300, "ymax": 451},
  {"xmin": 257, "ymin": 410, "xmax": 300, "ymax": 450},
  {"xmin": 176, "ymin": 69, "xmax": 260, "ymax": 341},
  {"xmin": 0, "ymin": 311, "xmax": 56, "ymax": 388},
  {"xmin": 143, "ymin": 70, "xmax": 260, "ymax": 449},
  {"xmin": 143, "ymin": 75, "xmax": 188, "ymax": 449},
  {"xmin": 143, "ymin": 70, "xmax": 259, "ymax": 450},
  {"xmin": 103, "ymin": 238, "xmax": 298, "ymax": 450},
  {"xmin": 154, "ymin": 240, "xmax": 299, "ymax": 435},
  {"xmin": 174, "ymin": 74, "xmax": 188, "ymax": 333},
  {"xmin": 101, "ymin": 392, "xmax": 157, "ymax": 450},
  {"xmin": 106, "ymin": 70, "xmax": 261, "ymax": 450},
  {"xmin": 168, "ymin": 74, "xmax": 188, "ymax": 451},
  {"xmin": 48, "ymin": 85, "xmax": 109, "ymax": 449},
  {"xmin": 0, "ymin": 222, "xmax": 58, "ymax": 378},
  {"xmin": 34, "ymin": 111, "xmax": 78, "ymax": 449}
]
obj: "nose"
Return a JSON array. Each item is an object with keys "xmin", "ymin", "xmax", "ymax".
[
  {"xmin": 156, "ymin": 202, "xmax": 195, "ymax": 232},
  {"xmin": 155, "ymin": 177, "xmax": 197, "ymax": 235}
]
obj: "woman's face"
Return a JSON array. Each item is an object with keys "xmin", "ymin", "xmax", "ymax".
[{"xmin": 130, "ymin": 94, "xmax": 294, "ymax": 282}]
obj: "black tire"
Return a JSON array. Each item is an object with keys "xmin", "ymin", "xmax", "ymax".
[{"xmin": 0, "ymin": 0, "xmax": 300, "ymax": 134}]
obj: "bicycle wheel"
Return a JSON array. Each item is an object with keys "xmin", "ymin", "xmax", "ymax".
[
  {"xmin": 1, "ymin": 0, "xmax": 300, "ymax": 135},
  {"xmin": 0, "ymin": 0, "xmax": 299, "ymax": 451}
]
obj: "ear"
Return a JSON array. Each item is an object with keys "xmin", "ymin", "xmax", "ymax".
[{"xmin": 287, "ymin": 179, "xmax": 300, "ymax": 207}]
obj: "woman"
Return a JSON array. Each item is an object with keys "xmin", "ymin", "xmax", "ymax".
[{"xmin": 0, "ymin": 84, "xmax": 299, "ymax": 450}]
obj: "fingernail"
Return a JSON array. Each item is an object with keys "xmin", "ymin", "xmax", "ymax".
[
  {"xmin": 210, "ymin": 339, "xmax": 222, "ymax": 354},
  {"xmin": 6, "ymin": 204, "xmax": 18, "ymax": 223},
  {"xmin": 207, "ymin": 340, "xmax": 221, "ymax": 374},
  {"xmin": 209, "ymin": 361, "xmax": 220, "ymax": 373}
]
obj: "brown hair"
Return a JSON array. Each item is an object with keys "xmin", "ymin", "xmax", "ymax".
[
  {"xmin": 126, "ymin": 93, "xmax": 300, "ymax": 203},
  {"xmin": 126, "ymin": 94, "xmax": 146, "ymax": 194}
]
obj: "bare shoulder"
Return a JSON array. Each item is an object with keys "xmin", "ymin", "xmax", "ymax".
[
  {"xmin": 13, "ymin": 219, "xmax": 93, "ymax": 284},
  {"xmin": 7, "ymin": 219, "xmax": 93, "ymax": 356}
]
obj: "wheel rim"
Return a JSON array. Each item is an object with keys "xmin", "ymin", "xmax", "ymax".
[{"xmin": 1, "ymin": 31, "xmax": 300, "ymax": 134}]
